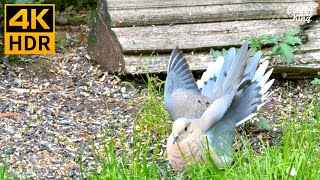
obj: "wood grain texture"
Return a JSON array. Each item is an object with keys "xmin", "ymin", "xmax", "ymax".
[
  {"xmin": 124, "ymin": 53, "xmax": 320, "ymax": 79},
  {"xmin": 113, "ymin": 20, "xmax": 304, "ymax": 53},
  {"xmin": 298, "ymin": 20, "xmax": 320, "ymax": 52},
  {"xmin": 124, "ymin": 53, "xmax": 211, "ymax": 74},
  {"xmin": 271, "ymin": 65, "xmax": 320, "ymax": 79},
  {"xmin": 124, "ymin": 50, "xmax": 320, "ymax": 75},
  {"xmin": 108, "ymin": 1, "xmax": 317, "ymax": 27},
  {"xmin": 122, "ymin": 19, "xmax": 320, "ymax": 77},
  {"xmin": 107, "ymin": 0, "xmax": 316, "ymax": 9},
  {"xmin": 89, "ymin": 0, "xmax": 319, "ymax": 74}
]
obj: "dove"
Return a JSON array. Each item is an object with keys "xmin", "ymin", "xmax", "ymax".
[{"xmin": 164, "ymin": 42, "xmax": 274, "ymax": 171}]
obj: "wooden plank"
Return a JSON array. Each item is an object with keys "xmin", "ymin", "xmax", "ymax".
[
  {"xmin": 124, "ymin": 53, "xmax": 211, "ymax": 74},
  {"xmin": 271, "ymin": 49, "xmax": 320, "ymax": 65},
  {"xmin": 108, "ymin": 2, "xmax": 317, "ymax": 27},
  {"xmin": 305, "ymin": 20, "xmax": 320, "ymax": 39},
  {"xmin": 124, "ymin": 51, "xmax": 320, "ymax": 80},
  {"xmin": 124, "ymin": 52, "xmax": 320, "ymax": 74},
  {"xmin": 298, "ymin": 20, "xmax": 320, "ymax": 52},
  {"xmin": 271, "ymin": 65, "xmax": 320, "ymax": 79},
  {"xmin": 107, "ymin": 0, "xmax": 316, "ymax": 9},
  {"xmin": 113, "ymin": 20, "xmax": 304, "ymax": 53},
  {"xmin": 294, "ymin": 51, "xmax": 320, "ymax": 64},
  {"xmin": 123, "ymin": 18, "xmax": 320, "ymax": 77}
]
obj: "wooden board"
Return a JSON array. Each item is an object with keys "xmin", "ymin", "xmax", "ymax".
[
  {"xmin": 108, "ymin": 1, "xmax": 317, "ymax": 27},
  {"xmin": 123, "ymin": 19, "xmax": 320, "ymax": 77},
  {"xmin": 271, "ymin": 65, "xmax": 320, "ymax": 79},
  {"xmin": 293, "ymin": 51, "xmax": 320, "ymax": 64},
  {"xmin": 124, "ymin": 53, "xmax": 211, "ymax": 74},
  {"xmin": 124, "ymin": 51, "xmax": 320, "ymax": 74},
  {"xmin": 113, "ymin": 20, "xmax": 304, "ymax": 53},
  {"xmin": 298, "ymin": 20, "xmax": 320, "ymax": 52},
  {"xmin": 107, "ymin": 0, "xmax": 316, "ymax": 9},
  {"xmin": 124, "ymin": 50, "xmax": 320, "ymax": 80}
]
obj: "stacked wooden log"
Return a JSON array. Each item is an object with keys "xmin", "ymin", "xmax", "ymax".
[{"xmin": 88, "ymin": 0, "xmax": 320, "ymax": 79}]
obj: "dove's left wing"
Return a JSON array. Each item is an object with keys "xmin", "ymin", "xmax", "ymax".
[{"xmin": 164, "ymin": 47, "xmax": 211, "ymax": 120}]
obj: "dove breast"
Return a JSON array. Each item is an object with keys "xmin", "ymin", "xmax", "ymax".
[{"xmin": 167, "ymin": 126, "xmax": 222, "ymax": 171}]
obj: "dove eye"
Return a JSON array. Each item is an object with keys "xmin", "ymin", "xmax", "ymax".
[{"xmin": 184, "ymin": 127, "xmax": 188, "ymax": 131}]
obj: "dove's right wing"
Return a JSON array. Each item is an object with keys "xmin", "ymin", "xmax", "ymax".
[
  {"xmin": 196, "ymin": 91, "xmax": 236, "ymax": 132},
  {"xmin": 204, "ymin": 51, "xmax": 274, "ymax": 165},
  {"xmin": 164, "ymin": 47, "xmax": 211, "ymax": 120}
]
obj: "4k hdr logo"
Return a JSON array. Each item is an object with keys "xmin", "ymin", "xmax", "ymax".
[{"xmin": 4, "ymin": 4, "xmax": 55, "ymax": 54}]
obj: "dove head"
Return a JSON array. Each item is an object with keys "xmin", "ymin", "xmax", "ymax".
[{"xmin": 171, "ymin": 118, "xmax": 193, "ymax": 144}]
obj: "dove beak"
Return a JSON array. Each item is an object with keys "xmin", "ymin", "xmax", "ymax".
[{"xmin": 173, "ymin": 134, "xmax": 179, "ymax": 144}]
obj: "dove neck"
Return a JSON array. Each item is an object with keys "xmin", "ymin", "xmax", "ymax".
[{"xmin": 192, "ymin": 120, "xmax": 207, "ymax": 133}]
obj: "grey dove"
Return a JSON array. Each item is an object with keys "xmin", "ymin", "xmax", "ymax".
[{"xmin": 164, "ymin": 42, "xmax": 274, "ymax": 171}]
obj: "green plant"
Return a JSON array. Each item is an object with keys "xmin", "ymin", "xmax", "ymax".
[
  {"xmin": 210, "ymin": 48, "xmax": 230, "ymax": 59},
  {"xmin": 242, "ymin": 29, "xmax": 303, "ymax": 64},
  {"xmin": 135, "ymin": 73, "xmax": 171, "ymax": 136},
  {"xmin": 0, "ymin": 159, "xmax": 10, "ymax": 179},
  {"xmin": 0, "ymin": 3, "xmax": 3, "ymax": 14},
  {"xmin": 255, "ymin": 119, "xmax": 271, "ymax": 130},
  {"xmin": 272, "ymin": 29, "xmax": 302, "ymax": 64},
  {"xmin": 311, "ymin": 72, "xmax": 320, "ymax": 85},
  {"xmin": 81, "ymin": 132, "xmax": 171, "ymax": 179},
  {"xmin": 210, "ymin": 48, "xmax": 242, "ymax": 59},
  {"xmin": 243, "ymin": 34, "xmax": 277, "ymax": 52}
]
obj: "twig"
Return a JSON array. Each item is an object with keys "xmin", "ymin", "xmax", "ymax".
[{"xmin": 0, "ymin": 112, "xmax": 23, "ymax": 118}]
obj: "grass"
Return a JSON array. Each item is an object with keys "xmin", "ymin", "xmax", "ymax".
[
  {"xmin": 226, "ymin": 98, "xmax": 320, "ymax": 179},
  {"xmin": 76, "ymin": 76, "xmax": 320, "ymax": 179},
  {"xmin": 1, "ymin": 75, "xmax": 320, "ymax": 179},
  {"xmin": 80, "ymin": 131, "xmax": 171, "ymax": 179},
  {"xmin": 134, "ymin": 73, "xmax": 171, "ymax": 136},
  {"xmin": 0, "ymin": 159, "xmax": 10, "ymax": 179}
]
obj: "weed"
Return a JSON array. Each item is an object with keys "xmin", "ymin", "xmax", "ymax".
[
  {"xmin": 311, "ymin": 72, "xmax": 320, "ymax": 85},
  {"xmin": 243, "ymin": 29, "xmax": 303, "ymax": 64},
  {"xmin": 271, "ymin": 29, "xmax": 302, "ymax": 64},
  {"xmin": 243, "ymin": 34, "xmax": 277, "ymax": 52}
]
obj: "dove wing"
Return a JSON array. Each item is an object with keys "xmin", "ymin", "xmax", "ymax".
[
  {"xmin": 206, "ymin": 54, "xmax": 274, "ymax": 165},
  {"xmin": 164, "ymin": 47, "xmax": 212, "ymax": 120}
]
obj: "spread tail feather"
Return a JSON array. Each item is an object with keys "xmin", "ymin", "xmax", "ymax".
[
  {"xmin": 198, "ymin": 43, "xmax": 251, "ymax": 99},
  {"xmin": 197, "ymin": 56, "xmax": 224, "ymax": 97},
  {"xmin": 226, "ymin": 65, "xmax": 274, "ymax": 126}
]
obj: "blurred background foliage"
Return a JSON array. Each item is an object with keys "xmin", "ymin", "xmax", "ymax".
[{"xmin": 0, "ymin": 0, "xmax": 98, "ymax": 10}]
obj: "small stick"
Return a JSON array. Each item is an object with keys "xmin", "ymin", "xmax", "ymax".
[{"xmin": 0, "ymin": 113, "xmax": 23, "ymax": 118}]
